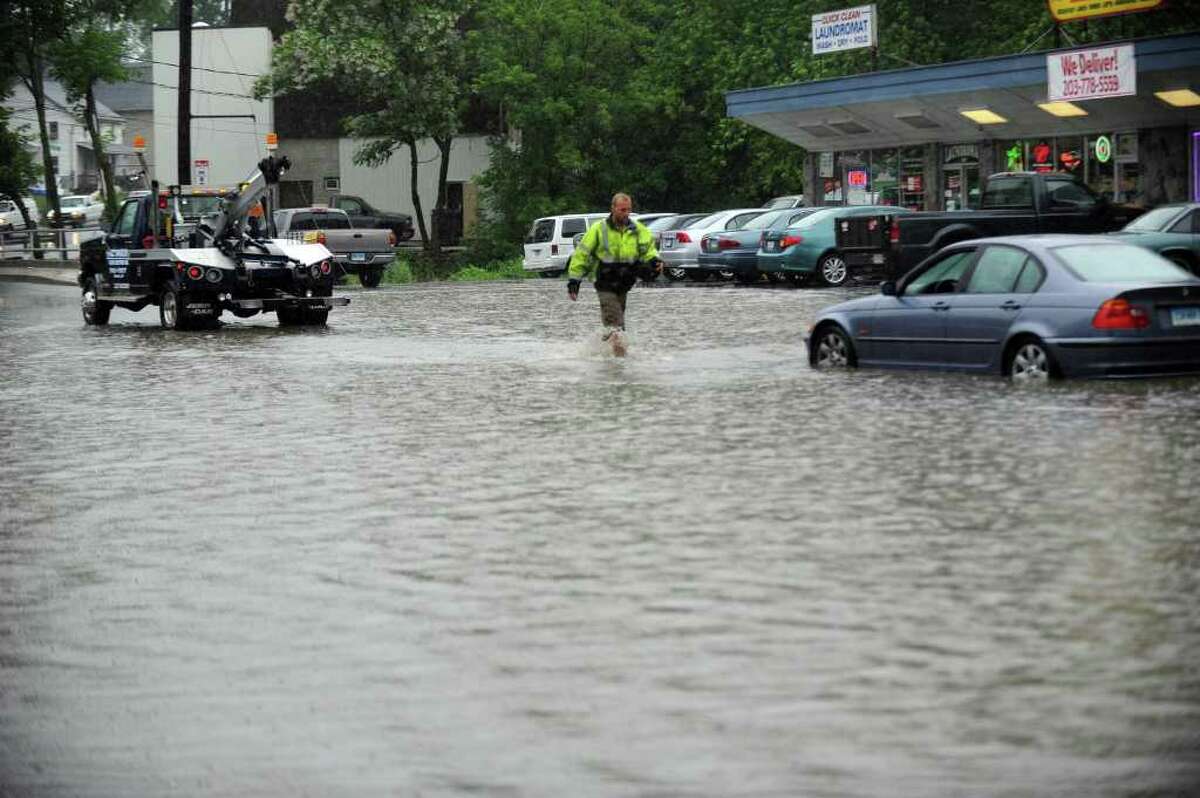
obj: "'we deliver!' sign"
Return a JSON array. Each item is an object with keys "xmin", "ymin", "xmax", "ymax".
[{"xmin": 1047, "ymin": 45, "xmax": 1136, "ymax": 102}]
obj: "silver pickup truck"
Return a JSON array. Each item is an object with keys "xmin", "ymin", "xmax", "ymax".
[{"xmin": 274, "ymin": 207, "xmax": 396, "ymax": 288}]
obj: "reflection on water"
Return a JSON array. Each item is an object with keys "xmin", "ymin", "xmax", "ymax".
[{"xmin": 1, "ymin": 280, "xmax": 1199, "ymax": 796}]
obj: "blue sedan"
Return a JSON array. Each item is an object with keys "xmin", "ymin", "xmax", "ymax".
[{"xmin": 805, "ymin": 235, "xmax": 1200, "ymax": 380}]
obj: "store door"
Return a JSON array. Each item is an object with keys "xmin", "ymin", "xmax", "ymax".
[{"xmin": 943, "ymin": 165, "xmax": 980, "ymax": 211}]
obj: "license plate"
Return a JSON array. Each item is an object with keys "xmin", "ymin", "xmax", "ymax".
[
  {"xmin": 350, "ymin": 252, "xmax": 366, "ymax": 263},
  {"xmin": 766, "ymin": 241, "xmax": 777, "ymax": 251},
  {"xmin": 664, "ymin": 239, "xmax": 674, "ymax": 249},
  {"xmin": 872, "ymin": 253, "xmax": 885, "ymax": 264},
  {"xmin": 1169, "ymin": 306, "xmax": 1200, "ymax": 326}
]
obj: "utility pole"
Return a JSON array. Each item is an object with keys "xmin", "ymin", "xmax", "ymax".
[{"xmin": 177, "ymin": 0, "xmax": 193, "ymax": 185}]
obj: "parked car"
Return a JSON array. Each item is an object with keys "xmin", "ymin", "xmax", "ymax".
[
  {"xmin": 522, "ymin": 212, "xmax": 607, "ymax": 277},
  {"xmin": 697, "ymin": 207, "xmax": 825, "ymax": 283},
  {"xmin": 327, "ymin": 193, "xmax": 415, "ymax": 242},
  {"xmin": 763, "ymin": 194, "xmax": 806, "ymax": 210},
  {"xmin": 631, "ymin": 212, "xmax": 677, "ymax": 226},
  {"xmin": 275, "ymin": 207, "xmax": 396, "ymax": 288},
  {"xmin": 0, "ymin": 197, "xmax": 40, "ymax": 230},
  {"xmin": 759, "ymin": 205, "xmax": 918, "ymax": 287},
  {"xmin": 836, "ymin": 171, "xmax": 1144, "ymax": 277},
  {"xmin": 659, "ymin": 208, "xmax": 765, "ymax": 281},
  {"xmin": 805, "ymin": 235, "xmax": 1200, "ymax": 380},
  {"xmin": 1106, "ymin": 203, "xmax": 1199, "ymax": 276},
  {"xmin": 46, "ymin": 194, "xmax": 104, "ymax": 227}
]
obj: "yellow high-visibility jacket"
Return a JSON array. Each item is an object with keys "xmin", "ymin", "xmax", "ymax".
[{"xmin": 567, "ymin": 216, "xmax": 660, "ymax": 281}]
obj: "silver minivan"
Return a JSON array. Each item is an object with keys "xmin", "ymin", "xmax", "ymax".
[{"xmin": 522, "ymin": 213, "xmax": 607, "ymax": 277}]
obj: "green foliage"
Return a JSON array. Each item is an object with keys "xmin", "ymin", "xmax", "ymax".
[
  {"xmin": 0, "ymin": 105, "xmax": 43, "ymax": 215},
  {"xmin": 447, "ymin": 258, "xmax": 529, "ymax": 282}
]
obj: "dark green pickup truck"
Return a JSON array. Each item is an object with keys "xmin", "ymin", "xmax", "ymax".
[{"xmin": 837, "ymin": 172, "xmax": 1145, "ymax": 277}]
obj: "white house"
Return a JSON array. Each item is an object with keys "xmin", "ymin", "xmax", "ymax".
[{"xmin": 3, "ymin": 78, "xmax": 127, "ymax": 195}]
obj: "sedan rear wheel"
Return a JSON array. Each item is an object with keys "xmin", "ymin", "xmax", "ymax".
[
  {"xmin": 664, "ymin": 267, "xmax": 687, "ymax": 282},
  {"xmin": 816, "ymin": 253, "xmax": 848, "ymax": 287},
  {"xmin": 1007, "ymin": 338, "xmax": 1058, "ymax": 382},
  {"xmin": 812, "ymin": 325, "xmax": 856, "ymax": 369}
]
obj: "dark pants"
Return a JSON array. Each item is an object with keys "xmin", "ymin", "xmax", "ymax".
[{"xmin": 597, "ymin": 290, "xmax": 628, "ymax": 331}]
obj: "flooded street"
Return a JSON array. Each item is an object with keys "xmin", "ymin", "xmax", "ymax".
[{"xmin": 2, "ymin": 278, "xmax": 1199, "ymax": 796}]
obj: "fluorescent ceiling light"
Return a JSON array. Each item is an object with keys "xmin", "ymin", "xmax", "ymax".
[
  {"xmin": 1155, "ymin": 89, "xmax": 1200, "ymax": 107},
  {"xmin": 828, "ymin": 120, "xmax": 870, "ymax": 135},
  {"xmin": 896, "ymin": 113, "xmax": 939, "ymax": 129},
  {"xmin": 960, "ymin": 108, "xmax": 1008, "ymax": 125},
  {"xmin": 1038, "ymin": 101, "xmax": 1087, "ymax": 117}
]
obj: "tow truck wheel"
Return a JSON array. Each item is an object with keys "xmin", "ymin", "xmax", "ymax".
[
  {"xmin": 159, "ymin": 282, "xmax": 192, "ymax": 330},
  {"xmin": 360, "ymin": 267, "xmax": 384, "ymax": 289},
  {"xmin": 81, "ymin": 277, "xmax": 111, "ymax": 326}
]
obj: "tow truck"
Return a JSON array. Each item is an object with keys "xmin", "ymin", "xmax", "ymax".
[{"xmin": 79, "ymin": 137, "xmax": 349, "ymax": 329}]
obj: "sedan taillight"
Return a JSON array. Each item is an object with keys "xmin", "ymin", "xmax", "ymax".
[
  {"xmin": 717, "ymin": 237, "xmax": 739, "ymax": 250},
  {"xmin": 781, "ymin": 234, "xmax": 804, "ymax": 249},
  {"xmin": 675, "ymin": 231, "xmax": 692, "ymax": 244},
  {"xmin": 889, "ymin": 220, "xmax": 901, "ymax": 244},
  {"xmin": 1092, "ymin": 298, "xmax": 1150, "ymax": 330}
]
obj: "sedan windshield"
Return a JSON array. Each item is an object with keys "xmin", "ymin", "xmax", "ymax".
[
  {"xmin": 741, "ymin": 210, "xmax": 788, "ymax": 230},
  {"xmin": 61, "ymin": 197, "xmax": 85, "ymax": 208},
  {"xmin": 1054, "ymin": 244, "xmax": 1193, "ymax": 283},
  {"xmin": 795, "ymin": 208, "xmax": 839, "ymax": 229},
  {"xmin": 1122, "ymin": 206, "xmax": 1184, "ymax": 232}
]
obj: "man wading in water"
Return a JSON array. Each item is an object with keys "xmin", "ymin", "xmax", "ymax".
[{"xmin": 566, "ymin": 193, "xmax": 663, "ymax": 356}]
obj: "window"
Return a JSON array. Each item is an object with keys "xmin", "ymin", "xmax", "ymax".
[
  {"xmin": 338, "ymin": 198, "xmax": 362, "ymax": 214},
  {"xmin": 49, "ymin": 122, "xmax": 58, "ymax": 140},
  {"xmin": 982, "ymin": 177, "xmax": 1033, "ymax": 209},
  {"xmin": 560, "ymin": 217, "xmax": 587, "ymax": 237},
  {"xmin": 1169, "ymin": 210, "xmax": 1199, "ymax": 234},
  {"xmin": 904, "ymin": 249, "xmax": 975, "ymax": 296},
  {"xmin": 1013, "ymin": 259, "xmax": 1045, "ymax": 293},
  {"xmin": 527, "ymin": 218, "xmax": 554, "ymax": 244},
  {"xmin": 726, "ymin": 211, "xmax": 764, "ymax": 230},
  {"xmin": 289, "ymin": 213, "xmax": 314, "ymax": 231},
  {"xmin": 316, "ymin": 212, "xmax": 351, "ymax": 230},
  {"xmin": 1125, "ymin": 206, "xmax": 1182, "ymax": 232},
  {"xmin": 965, "ymin": 246, "xmax": 1031, "ymax": 294},
  {"xmin": 1054, "ymin": 244, "xmax": 1191, "ymax": 282},
  {"xmin": 1045, "ymin": 178, "xmax": 1097, "ymax": 209},
  {"xmin": 741, "ymin": 210, "xmax": 788, "ymax": 230},
  {"xmin": 114, "ymin": 201, "xmax": 138, "ymax": 236}
]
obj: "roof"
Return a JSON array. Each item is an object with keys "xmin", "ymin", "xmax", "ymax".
[
  {"xmin": 726, "ymin": 32, "xmax": 1200, "ymax": 150},
  {"xmin": 94, "ymin": 65, "xmax": 153, "ymax": 112},
  {"xmin": 40, "ymin": 78, "xmax": 122, "ymax": 122}
]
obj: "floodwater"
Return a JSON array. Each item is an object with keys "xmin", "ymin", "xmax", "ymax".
[{"xmin": 1, "ymin": 278, "xmax": 1198, "ymax": 797}]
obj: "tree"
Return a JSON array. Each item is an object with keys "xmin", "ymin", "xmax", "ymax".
[
  {"xmin": 262, "ymin": 0, "xmax": 475, "ymax": 257},
  {"xmin": 50, "ymin": 27, "xmax": 129, "ymax": 221},
  {"xmin": 0, "ymin": 101, "xmax": 44, "ymax": 234},
  {"xmin": 6, "ymin": 0, "xmax": 74, "ymax": 229}
]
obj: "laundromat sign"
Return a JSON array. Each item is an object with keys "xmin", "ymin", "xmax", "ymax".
[{"xmin": 812, "ymin": 4, "xmax": 877, "ymax": 55}]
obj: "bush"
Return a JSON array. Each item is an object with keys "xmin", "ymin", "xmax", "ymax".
[{"xmin": 448, "ymin": 257, "xmax": 530, "ymax": 282}]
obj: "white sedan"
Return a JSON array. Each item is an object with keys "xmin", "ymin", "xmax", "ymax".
[{"xmin": 47, "ymin": 195, "xmax": 105, "ymax": 227}]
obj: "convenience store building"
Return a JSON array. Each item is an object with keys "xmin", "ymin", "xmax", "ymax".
[{"xmin": 725, "ymin": 32, "xmax": 1200, "ymax": 211}]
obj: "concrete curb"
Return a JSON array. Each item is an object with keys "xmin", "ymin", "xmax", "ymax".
[{"xmin": 0, "ymin": 260, "xmax": 77, "ymax": 286}]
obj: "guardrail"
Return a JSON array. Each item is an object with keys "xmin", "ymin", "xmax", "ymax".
[{"xmin": 1, "ymin": 226, "xmax": 104, "ymax": 260}]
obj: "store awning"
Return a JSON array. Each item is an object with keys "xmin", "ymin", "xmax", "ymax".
[{"xmin": 725, "ymin": 32, "xmax": 1200, "ymax": 150}]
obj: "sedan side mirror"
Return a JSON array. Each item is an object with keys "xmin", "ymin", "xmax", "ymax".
[{"xmin": 880, "ymin": 280, "xmax": 897, "ymax": 296}]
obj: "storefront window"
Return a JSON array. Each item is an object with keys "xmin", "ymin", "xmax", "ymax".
[
  {"xmin": 900, "ymin": 146, "xmax": 925, "ymax": 211},
  {"xmin": 838, "ymin": 150, "xmax": 869, "ymax": 205},
  {"xmin": 1001, "ymin": 140, "xmax": 1027, "ymax": 172},
  {"xmin": 1031, "ymin": 139, "xmax": 1055, "ymax": 173},
  {"xmin": 872, "ymin": 148, "xmax": 898, "ymax": 206},
  {"xmin": 1056, "ymin": 137, "xmax": 1084, "ymax": 178},
  {"xmin": 1085, "ymin": 134, "xmax": 1115, "ymax": 199},
  {"xmin": 1116, "ymin": 132, "xmax": 1137, "ymax": 159}
]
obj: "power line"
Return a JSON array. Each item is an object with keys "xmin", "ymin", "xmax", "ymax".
[{"xmin": 124, "ymin": 54, "xmax": 266, "ymax": 80}]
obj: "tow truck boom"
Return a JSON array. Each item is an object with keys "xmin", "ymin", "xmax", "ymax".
[{"xmin": 196, "ymin": 155, "xmax": 290, "ymax": 252}]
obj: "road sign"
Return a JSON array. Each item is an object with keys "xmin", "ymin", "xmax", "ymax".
[{"xmin": 194, "ymin": 159, "xmax": 210, "ymax": 185}]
